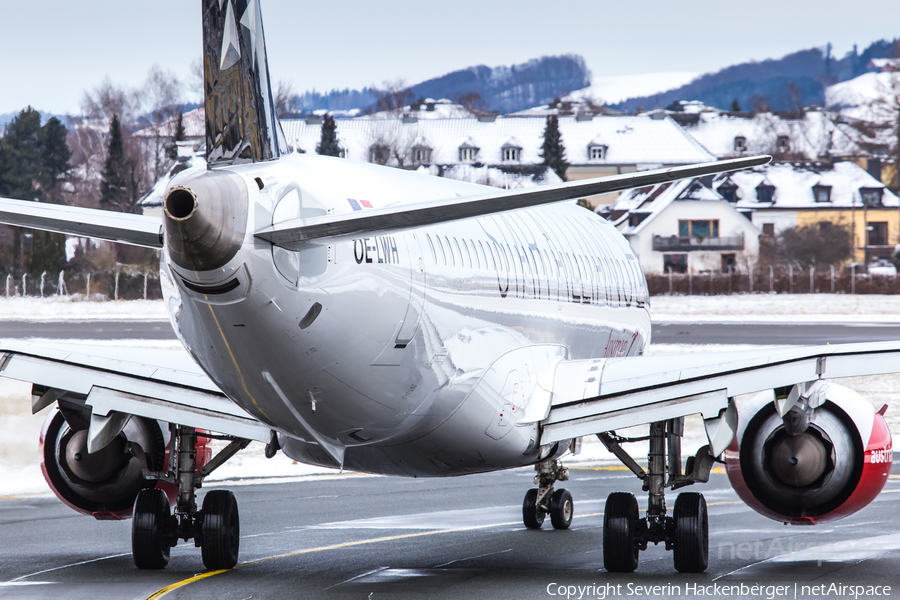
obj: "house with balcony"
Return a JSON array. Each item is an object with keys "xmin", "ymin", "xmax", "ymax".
[
  {"xmin": 599, "ymin": 179, "xmax": 760, "ymax": 274},
  {"xmin": 711, "ymin": 161, "xmax": 900, "ymax": 266}
]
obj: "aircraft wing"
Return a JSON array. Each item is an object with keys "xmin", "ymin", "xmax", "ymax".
[
  {"xmin": 541, "ymin": 341, "xmax": 900, "ymax": 453},
  {"xmin": 0, "ymin": 340, "xmax": 270, "ymax": 447},
  {"xmin": 255, "ymin": 156, "xmax": 772, "ymax": 249},
  {"xmin": 0, "ymin": 197, "xmax": 163, "ymax": 248}
]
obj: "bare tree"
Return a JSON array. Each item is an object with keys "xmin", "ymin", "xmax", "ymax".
[
  {"xmin": 370, "ymin": 80, "xmax": 413, "ymax": 116},
  {"xmin": 138, "ymin": 65, "xmax": 184, "ymax": 180},
  {"xmin": 274, "ymin": 80, "xmax": 303, "ymax": 119}
]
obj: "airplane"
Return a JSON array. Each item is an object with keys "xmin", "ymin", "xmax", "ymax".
[{"xmin": 0, "ymin": 0, "xmax": 894, "ymax": 576}]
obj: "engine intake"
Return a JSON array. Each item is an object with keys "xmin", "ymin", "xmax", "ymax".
[{"xmin": 725, "ymin": 382, "xmax": 892, "ymax": 525}]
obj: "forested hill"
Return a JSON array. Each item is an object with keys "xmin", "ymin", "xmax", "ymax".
[
  {"xmin": 611, "ymin": 38, "xmax": 900, "ymax": 113},
  {"xmin": 297, "ymin": 55, "xmax": 591, "ymax": 115}
]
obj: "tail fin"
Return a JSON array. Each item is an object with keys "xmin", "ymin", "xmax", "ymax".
[{"xmin": 202, "ymin": 0, "xmax": 287, "ymax": 166}]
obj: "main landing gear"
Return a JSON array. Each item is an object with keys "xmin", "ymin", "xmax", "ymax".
[
  {"xmin": 522, "ymin": 459, "xmax": 574, "ymax": 530},
  {"xmin": 598, "ymin": 419, "xmax": 716, "ymax": 573},
  {"xmin": 128, "ymin": 425, "xmax": 249, "ymax": 570}
]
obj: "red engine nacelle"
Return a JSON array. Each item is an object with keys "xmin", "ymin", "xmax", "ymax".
[
  {"xmin": 724, "ymin": 382, "xmax": 892, "ymax": 525},
  {"xmin": 40, "ymin": 408, "xmax": 212, "ymax": 520}
]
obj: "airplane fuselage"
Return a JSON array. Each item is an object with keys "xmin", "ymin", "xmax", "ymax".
[{"xmin": 161, "ymin": 154, "xmax": 651, "ymax": 476}]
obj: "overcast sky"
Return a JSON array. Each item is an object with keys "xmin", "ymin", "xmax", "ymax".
[{"xmin": 1, "ymin": 0, "xmax": 897, "ymax": 116}]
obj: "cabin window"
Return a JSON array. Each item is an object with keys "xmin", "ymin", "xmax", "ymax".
[
  {"xmin": 426, "ymin": 234, "xmax": 437, "ymax": 264},
  {"xmin": 452, "ymin": 238, "xmax": 466, "ymax": 268},
  {"xmin": 435, "ymin": 235, "xmax": 447, "ymax": 265},
  {"xmin": 443, "ymin": 236, "xmax": 454, "ymax": 266},
  {"xmin": 477, "ymin": 240, "xmax": 487, "ymax": 269}
]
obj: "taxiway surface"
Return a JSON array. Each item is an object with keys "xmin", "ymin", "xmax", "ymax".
[
  {"xmin": 3, "ymin": 319, "xmax": 900, "ymax": 345},
  {"xmin": 1, "ymin": 465, "xmax": 898, "ymax": 600}
]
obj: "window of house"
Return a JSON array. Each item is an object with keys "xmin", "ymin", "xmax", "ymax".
[
  {"xmin": 756, "ymin": 185, "xmax": 775, "ymax": 203},
  {"xmin": 412, "ymin": 145, "xmax": 432, "ymax": 164},
  {"xmin": 459, "ymin": 146, "xmax": 478, "ymax": 162},
  {"xmin": 369, "ymin": 144, "xmax": 390, "ymax": 165},
  {"xmin": 776, "ymin": 136, "xmax": 790, "ymax": 153},
  {"xmin": 502, "ymin": 146, "xmax": 521, "ymax": 162},
  {"xmin": 762, "ymin": 223, "xmax": 775, "ymax": 237},
  {"xmin": 589, "ymin": 145, "xmax": 607, "ymax": 160},
  {"xmin": 721, "ymin": 253, "xmax": 736, "ymax": 273},
  {"xmin": 868, "ymin": 222, "xmax": 888, "ymax": 246},
  {"xmin": 860, "ymin": 187, "xmax": 884, "ymax": 207},
  {"xmin": 734, "ymin": 136, "xmax": 747, "ymax": 152},
  {"xmin": 678, "ymin": 220, "xmax": 719, "ymax": 238},
  {"xmin": 664, "ymin": 254, "xmax": 688, "ymax": 274},
  {"xmin": 813, "ymin": 185, "xmax": 832, "ymax": 203},
  {"xmin": 717, "ymin": 184, "xmax": 737, "ymax": 202}
]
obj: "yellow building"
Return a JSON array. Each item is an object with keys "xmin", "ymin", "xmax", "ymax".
[{"xmin": 714, "ymin": 161, "xmax": 900, "ymax": 266}]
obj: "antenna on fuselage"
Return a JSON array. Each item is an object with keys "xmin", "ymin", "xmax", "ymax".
[{"xmin": 201, "ymin": 0, "xmax": 287, "ymax": 167}]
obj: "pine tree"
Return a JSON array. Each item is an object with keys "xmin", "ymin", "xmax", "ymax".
[
  {"xmin": 316, "ymin": 114, "xmax": 341, "ymax": 157},
  {"xmin": 540, "ymin": 115, "xmax": 568, "ymax": 181},
  {"xmin": 166, "ymin": 112, "xmax": 186, "ymax": 160},
  {"xmin": 100, "ymin": 115, "xmax": 136, "ymax": 212},
  {"xmin": 0, "ymin": 107, "xmax": 71, "ymax": 274},
  {"xmin": 730, "ymin": 98, "xmax": 742, "ymax": 112}
]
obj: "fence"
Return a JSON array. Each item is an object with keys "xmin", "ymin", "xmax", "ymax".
[
  {"xmin": 1, "ymin": 270, "xmax": 162, "ymax": 301},
  {"xmin": 646, "ymin": 265, "xmax": 900, "ymax": 296}
]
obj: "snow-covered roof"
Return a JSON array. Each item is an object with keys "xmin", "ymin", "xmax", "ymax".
[
  {"xmin": 357, "ymin": 99, "xmax": 479, "ymax": 121},
  {"xmin": 712, "ymin": 161, "xmax": 899, "ymax": 210},
  {"xmin": 679, "ymin": 110, "xmax": 860, "ymax": 160},
  {"xmin": 281, "ymin": 114, "xmax": 714, "ymax": 167},
  {"xmin": 417, "ymin": 164, "xmax": 563, "ymax": 189},
  {"xmin": 601, "ymin": 178, "xmax": 725, "ymax": 235}
]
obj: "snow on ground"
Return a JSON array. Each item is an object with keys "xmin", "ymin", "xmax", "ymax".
[
  {"xmin": 566, "ymin": 72, "xmax": 698, "ymax": 105},
  {"xmin": 651, "ymin": 293, "xmax": 900, "ymax": 322},
  {"xmin": 0, "ymin": 297, "xmax": 168, "ymax": 321}
]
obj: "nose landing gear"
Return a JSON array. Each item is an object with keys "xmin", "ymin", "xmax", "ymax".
[
  {"xmin": 598, "ymin": 419, "xmax": 714, "ymax": 573},
  {"xmin": 522, "ymin": 459, "xmax": 573, "ymax": 530},
  {"xmin": 128, "ymin": 425, "xmax": 249, "ymax": 570}
]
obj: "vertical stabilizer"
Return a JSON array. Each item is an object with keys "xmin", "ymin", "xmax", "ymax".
[{"xmin": 202, "ymin": 0, "xmax": 287, "ymax": 167}]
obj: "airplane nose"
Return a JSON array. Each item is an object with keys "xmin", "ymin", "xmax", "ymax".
[{"xmin": 163, "ymin": 169, "xmax": 249, "ymax": 272}]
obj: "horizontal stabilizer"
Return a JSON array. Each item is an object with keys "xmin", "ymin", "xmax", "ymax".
[
  {"xmin": 0, "ymin": 197, "xmax": 162, "ymax": 248},
  {"xmin": 256, "ymin": 155, "xmax": 771, "ymax": 249}
]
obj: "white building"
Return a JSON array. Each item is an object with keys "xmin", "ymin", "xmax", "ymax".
[{"xmin": 600, "ymin": 179, "xmax": 760, "ymax": 274}]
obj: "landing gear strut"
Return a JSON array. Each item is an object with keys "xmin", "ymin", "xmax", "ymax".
[
  {"xmin": 598, "ymin": 419, "xmax": 713, "ymax": 573},
  {"xmin": 128, "ymin": 425, "xmax": 249, "ymax": 570},
  {"xmin": 522, "ymin": 459, "xmax": 573, "ymax": 530}
]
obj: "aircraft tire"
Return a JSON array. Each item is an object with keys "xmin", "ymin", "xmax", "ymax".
[
  {"xmin": 603, "ymin": 492, "xmax": 639, "ymax": 572},
  {"xmin": 522, "ymin": 488, "xmax": 545, "ymax": 529},
  {"xmin": 132, "ymin": 488, "xmax": 172, "ymax": 570},
  {"xmin": 673, "ymin": 492, "xmax": 709, "ymax": 573},
  {"xmin": 201, "ymin": 490, "xmax": 240, "ymax": 570},
  {"xmin": 549, "ymin": 488, "xmax": 574, "ymax": 530}
]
